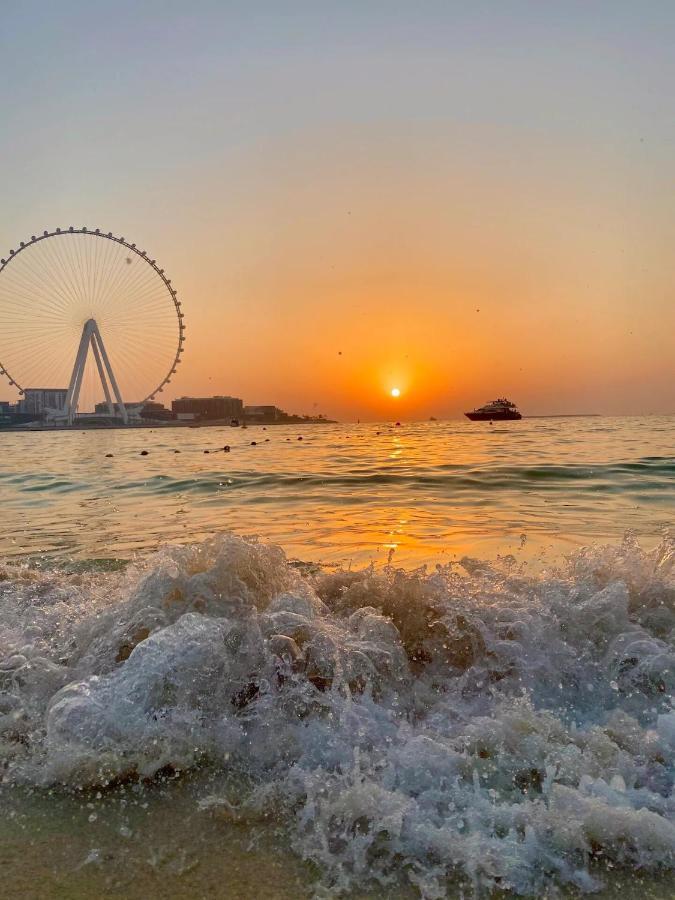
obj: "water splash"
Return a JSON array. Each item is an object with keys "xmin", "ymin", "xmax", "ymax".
[{"xmin": 1, "ymin": 531, "xmax": 673, "ymax": 895}]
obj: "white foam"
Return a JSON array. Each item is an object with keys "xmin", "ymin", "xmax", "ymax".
[{"xmin": 1, "ymin": 532, "xmax": 673, "ymax": 894}]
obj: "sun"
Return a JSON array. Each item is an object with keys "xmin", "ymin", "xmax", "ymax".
[{"xmin": 390, "ymin": 387, "xmax": 401, "ymax": 398}]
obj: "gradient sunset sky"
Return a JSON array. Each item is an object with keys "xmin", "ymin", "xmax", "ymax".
[{"xmin": 1, "ymin": 2, "xmax": 673, "ymax": 420}]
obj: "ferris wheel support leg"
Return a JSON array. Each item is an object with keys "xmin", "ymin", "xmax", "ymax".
[
  {"xmin": 64, "ymin": 319, "xmax": 96, "ymax": 425},
  {"xmin": 90, "ymin": 334, "xmax": 115, "ymax": 417},
  {"xmin": 92, "ymin": 321, "xmax": 128, "ymax": 424}
]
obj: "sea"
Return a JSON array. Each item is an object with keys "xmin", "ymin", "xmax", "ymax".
[{"xmin": 1, "ymin": 416, "xmax": 674, "ymax": 898}]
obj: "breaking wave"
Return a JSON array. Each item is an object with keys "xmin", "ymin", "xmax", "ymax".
[{"xmin": 1, "ymin": 531, "xmax": 674, "ymax": 896}]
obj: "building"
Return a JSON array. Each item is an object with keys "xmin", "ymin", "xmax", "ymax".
[
  {"xmin": 140, "ymin": 401, "xmax": 175, "ymax": 421},
  {"xmin": 18, "ymin": 388, "xmax": 68, "ymax": 417},
  {"xmin": 93, "ymin": 400, "xmax": 173, "ymax": 420},
  {"xmin": 171, "ymin": 396, "xmax": 244, "ymax": 421},
  {"xmin": 243, "ymin": 405, "xmax": 284, "ymax": 423},
  {"xmin": 94, "ymin": 401, "xmax": 139, "ymax": 416}
]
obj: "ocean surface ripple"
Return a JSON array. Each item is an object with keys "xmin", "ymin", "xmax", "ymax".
[{"xmin": 0, "ymin": 417, "xmax": 674, "ymax": 566}]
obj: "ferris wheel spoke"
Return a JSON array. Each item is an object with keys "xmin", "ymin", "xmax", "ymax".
[
  {"xmin": 21, "ymin": 344, "xmax": 73, "ymax": 383},
  {"xmin": 83, "ymin": 235, "xmax": 97, "ymax": 308},
  {"xmin": 89, "ymin": 232, "xmax": 116, "ymax": 312},
  {"xmin": 104, "ymin": 250, "xmax": 153, "ymax": 300},
  {"xmin": 91, "ymin": 243, "xmax": 139, "ymax": 324},
  {"xmin": 102, "ymin": 292, "xmax": 178, "ymax": 325},
  {"xmin": 0, "ymin": 321, "xmax": 75, "ymax": 339},
  {"xmin": 17, "ymin": 242, "xmax": 71, "ymax": 306},
  {"xmin": 7, "ymin": 337, "xmax": 74, "ymax": 386},
  {"xmin": 112, "ymin": 340, "xmax": 175, "ymax": 372},
  {"xmin": 2, "ymin": 257, "xmax": 75, "ymax": 317},
  {"xmin": 92, "ymin": 243, "xmax": 144, "ymax": 318},
  {"xmin": 0, "ymin": 286, "xmax": 75, "ymax": 325},
  {"xmin": 1, "ymin": 276, "xmax": 74, "ymax": 320},
  {"xmin": 66, "ymin": 234, "xmax": 95, "ymax": 313},
  {"xmin": 97, "ymin": 252, "xmax": 161, "ymax": 317},
  {"xmin": 87, "ymin": 235, "xmax": 107, "ymax": 314},
  {"xmin": 25, "ymin": 249, "xmax": 74, "ymax": 319},
  {"xmin": 70, "ymin": 236, "xmax": 93, "ymax": 312},
  {"xmin": 111, "ymin": 274, "xmax": 178, "ymax": 307},
  {"xmin": 124, "ymin": 277, "xmax": 178, "ymax": 307},
  {"xmin": 114, "ymin": 249, "xmax": 173, "ymax": 306},
  {"xmin": 109, "ymin": 339, "xmax": 174, "ymax": 376},
  {"xmin": 47, "ymin": 236, "xmax": 90, "ymax": 311},
  {"xmin": 2, "ymin": 328, "xmax": 75, "ymax": 356},
  {"xmin": 103, "ymin": 325, "xmax": 178, "ymax": 344},
  {"xmin": 105, "ymin": 317, "xmax": 179, "ymax": 350},
  {"xmin": 30, "ymin": 239, "xmax": 82, "ymax": 318},
  {"xmin": 0, "ymin": 299, "xmax": 80, "ymax": 324},
  {"xmin": 111, "ymin": 332, "xmax": 174, "ymax": 371},
  {"xmin": 109, "ymin": 317, "xmax": 179, "ymax": 345},
  {"xmin": 34, "ymin": 237, "xmax": 84, "ymax": 312},
  {"xmin": 107, "ymin": 343, "xmax": 157, "ymax": 401},
  {"xmin": 91, "ymin": 243, "xmax": 130, "ymax": 310}
]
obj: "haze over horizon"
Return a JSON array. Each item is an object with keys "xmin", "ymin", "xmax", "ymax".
[{"xmin": 1, "ymin": 2, "xmax": 674, "ymax": 421}]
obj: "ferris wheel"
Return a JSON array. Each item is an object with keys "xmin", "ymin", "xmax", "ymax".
[{"xmin": 0, "ymin": 227, "xmax": 185, "ymax": 424}]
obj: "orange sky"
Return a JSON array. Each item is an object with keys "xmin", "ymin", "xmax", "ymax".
[
  {"xmin": 1, "ymin": 4, "xmax": 674, "ymax": 420},
  {"xmin": 166, "ymin": 129, "xmax": 674, "ymax": 419}
]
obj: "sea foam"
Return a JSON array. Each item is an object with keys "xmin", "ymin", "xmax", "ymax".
[{"xmin": 1, "ymin": 531, "xmax": 673, "ymax": 895}]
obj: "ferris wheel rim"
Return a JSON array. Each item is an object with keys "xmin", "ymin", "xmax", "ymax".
[{"xmin": 0, "ymin": 226, "xmax": 185, "ymax": 402}]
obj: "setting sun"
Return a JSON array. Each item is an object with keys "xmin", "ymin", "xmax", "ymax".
[{"xmin": 391, "ymin": 387, "xmax": 401, "ymax": 398}]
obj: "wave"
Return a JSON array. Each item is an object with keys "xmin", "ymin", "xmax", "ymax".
[
  {"xmin": 1, "ymin": 531, "xmax": 674, "ymax": 895},
  {"xmin": 4, "ymin": 456, "xmax": 673, "ymax": 500}
]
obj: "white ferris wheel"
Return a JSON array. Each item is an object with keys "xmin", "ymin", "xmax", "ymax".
[{"xmin": 0, "ymin": 227, "xmax": 185, "ymax": 423}]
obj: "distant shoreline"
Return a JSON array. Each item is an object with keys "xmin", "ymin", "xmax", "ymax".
[
  {"xmin": 3, "ymin": 413, "xmax": 669, "ymax": 434},
  {"xmin": 524, "ymin": 414, "xmax": 602, "ymax": 418},
  {"xmin": 0, "ymin": 418, "xmax": 336, "ymax": 433}
]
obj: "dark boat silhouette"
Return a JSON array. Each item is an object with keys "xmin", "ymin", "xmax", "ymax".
[{"xmin": 465, "ymin": 398, "xmax": 522, "ymax": 421}]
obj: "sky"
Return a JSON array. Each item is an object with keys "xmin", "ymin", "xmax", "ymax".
[{"xmin": 1, "ymin": 1, "xmax": 674, "ymax": 420}]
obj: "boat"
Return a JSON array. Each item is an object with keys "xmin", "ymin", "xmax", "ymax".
[{"xmin": 465, "ymin": 398, "xmax": 522, "ymax": 421}]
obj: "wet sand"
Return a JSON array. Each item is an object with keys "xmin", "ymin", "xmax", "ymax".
[{"xmin": 2, "ymin": 776, "xmax": 672, "ymax": 899}]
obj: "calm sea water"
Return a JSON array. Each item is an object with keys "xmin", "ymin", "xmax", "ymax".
[
  {"xmin": 1, "ymin": 416, "xmax": 673, "ymax": 567},
  {"xmin": 1, "ymin": 416, "xmax": 674, "ymax": 898}
]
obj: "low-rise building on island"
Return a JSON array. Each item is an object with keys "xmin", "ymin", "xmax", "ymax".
[
  {"xmin": 19, "ymin": 388, "xmax": 68, "ymax": 416},
  {"xmin": 172, "ymin": 395, "xmax": 244, "ymax": 421},
  {"xmin": 93, "ymin": 401, "xmax": 176, "ymax": 421},
  {"xmin": 244, "ymin": 405, "xmax": 283, "ymax": 423}
]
